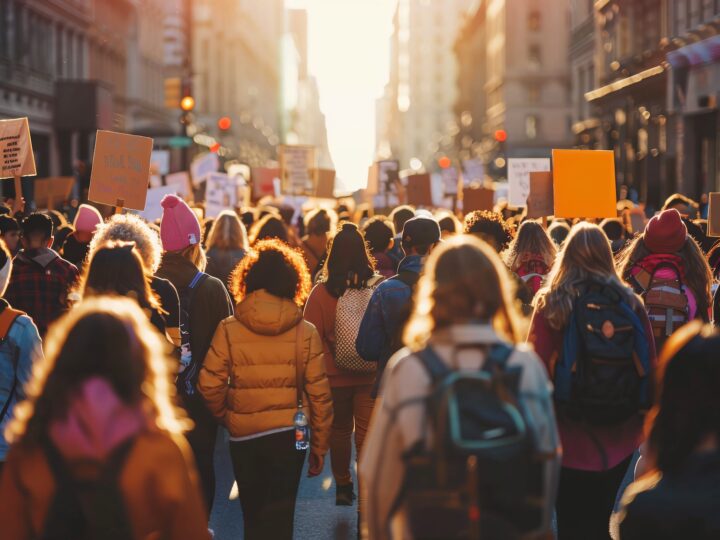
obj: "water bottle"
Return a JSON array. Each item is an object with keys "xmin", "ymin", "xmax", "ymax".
[
  {"xmin": 294, "ymin": 409, "xmax": 309, "ymax": 451},
  {"xmin": 179, "ymin": 343, "xmax": 192, "ymax": 373}
]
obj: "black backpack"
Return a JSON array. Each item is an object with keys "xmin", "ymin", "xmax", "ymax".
[
  {"xmin": 176, "ymin": 271, "xmax": 209, "ymax": 397},
  {"xmin": 554, "ymin": 281, "xmax": 651, "ymax": 427},
  {"xmin": 40, "ymin": 437, "xmax": 136, "ymax": 540},
  {"xmin": 395, "ymin": 344, "xmax": 548, "ymax": 540}
]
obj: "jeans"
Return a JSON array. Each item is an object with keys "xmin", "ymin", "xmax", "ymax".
[
  {"xmin": 556, "ymin": 456, "xmax": 633, "ymax": 540},
  {"xmin": 229, "ymin": 430, "xmax": 306, "ymax": 540},
  {"xmin": 183, "ymin": 394, "xmax": 219, "ymax": 515}
]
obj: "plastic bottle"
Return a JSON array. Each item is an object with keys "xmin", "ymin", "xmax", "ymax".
[{"xmin": 294, "ymin": 409, "xmax": 309, "ymax": 451}]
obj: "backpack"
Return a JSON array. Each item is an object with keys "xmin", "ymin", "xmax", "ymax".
[
  {"xmin": 396, "ymin": 344, "xmax": 550, "ymax": 539},
  {"xmin": 176, "ymin": 271, "xmax": 209, "ymax": 397},
  {"xmin": 0, "ymin": 307, "xmax": 25, "ymax": 423},
  {"xmin": 40, "ymin": 436, "xmax": 135, "ymax": 540},
  {"xmin": 388, "ymin": 271, "xmax": 420, "ymax": 355},
  {"xmin": 334, "ymin": 276, "xmax": 383, "ymax": 373},
  {"xmin": 515, "ymin": 257, "xmax": 549, "ymax": 297},
  {"xmin": 554, "ymin": 281, "xmax": 651, "ymax": 426},
  {"xmin": 635, "ymin": 261, "xmax": 690, "ymax": 349}
]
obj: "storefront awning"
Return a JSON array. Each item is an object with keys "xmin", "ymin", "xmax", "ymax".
[
  {"xmin": 585, "ymin": 65, "xmax": 666, "ymax": 102},
  {"xmin": 667, "ymin": 35, "xmax": 720, "ymax": 69}
]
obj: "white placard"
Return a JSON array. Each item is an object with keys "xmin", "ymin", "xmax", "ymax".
[
  {"xmin": 138, "ymin": 185, "xmax": 177, "ymax": 223},
  {"xmin": 205, "ymin": 172, "xmax": 239, "ymax": 218},
  {"xmin": 190, "ymin": 152, "xmax": 219, "ymax": 187},
  {"xmin": 462, "ymin": 158, "xmax": 484, "ymax": 183},
  {"xmin": 165, "ymin": 171, "xmax": 192, "ymax": 199},
  {"xmin": 441, "ymin": 166, "xmax": 459, "ymax": 195},
  {"xmin": 508, "ymin": 158, "xmax": 551, "ymax": 207},
  {"xmin": 279, "ymin": 145, "xmax": 315, "ymax": 195},
  {"xmin": 150, "ymin": 150, "xmax": 170, "ymax": 175}
]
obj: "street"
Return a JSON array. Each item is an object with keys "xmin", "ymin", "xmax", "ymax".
[{"xmin": 209, "ymin": 429, "xmax": 358, "ymax": 540}]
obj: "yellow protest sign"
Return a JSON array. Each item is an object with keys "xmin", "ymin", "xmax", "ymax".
[{"xmin": 552, "ymin": 149, "xmax": 616, "ymax": 219}]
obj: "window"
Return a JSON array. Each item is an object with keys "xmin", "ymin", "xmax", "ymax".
[
  {"xmin": 526, "ymin": 115, "xmax": 539, "ymax": 139},
  {"xmin": 528, "ymin": 44, "xmax": 541, "ymax": 69},
  {"xmin": 528, "ymin": 10, "xmax": 541, "ymax": 31}
]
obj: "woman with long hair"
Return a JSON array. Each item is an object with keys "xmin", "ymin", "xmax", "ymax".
[
  {"xmin": 362, "ymin": 216, "xmax": 396, "ymax": 279},
  {"xmin": 614, "ymin": 322, "xmax": 720, "ymax": 539},
  {"xmin": 529, "ymin": 223, "xmax": 657, "ymax": 540},
  {"xmin": 505, "ymin": 220, "xmax": 557, "ymax": 300},
  {"xmin": 205, "ymin": 210, "xmax": 249, "ymax": 290},
  {"xmin": 304, "ymin": 223, "xmax": 380, "ymax": 507},
  {"xmin": 249, "ymin": 213, "xmax": 289, "ymax": 245},
  {"xmin": 361, "ymin": 236, "xmax": 560, "ymax": 540},
  {"xmin": 156, "ymin": 194, "xmax": 233, "ymax": 517},
  {"xmin": 199, "ymin": 239, "xmax": 332, "ymax": 540},
  {"xmin": 301, "ymin": 208, "xmax": 337, "ymax": 281},
  {"xmin": 618, "ymin": 209, "xmax": 713, "ymax": 348},
  {"xmin": 0, "ymin": 298, "xmax": 210, "ymax": 539}
]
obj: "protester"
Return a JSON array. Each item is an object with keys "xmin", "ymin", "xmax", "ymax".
[
  {"xmin": 618, "ymin": 209, "xmax": 713, "ymax": 350},
  {"xmin": 600, "ymin": 217, "xmax": 629, "ymax": 254},
  {"xmin": 529, "ymin": 223, "xmax": 657, "ymax": 540},
  {"xmin": 386, "ymin": 205, "xmax": 415, "ymax": 271},
  {"xmin": 73, "ymin": 242, "xmax": 168, "ymax": 335},
  {"xmin": 61, "ymin": 203, "xmax": 103, "ymax": 270},
  {"xmin": 249, "ymin": 213, "xmax": 289, "ymax": 245},
  {"xmin": 0, "ymin": 297, "xmax": 210, "ymax": 540},
  {"xmin": 436, "ymin": 211, "xmax": 461, "ymax": 239},
  {"xmin": 357, "ymin": 215, "xmax": 441, "ymax": 396},
  {"xmin": 362, "ymin": 216, "xmax": 395, "ymax": 279},
  {"xmin": 89, "ymin": 213, "xmax": 181, "ymax": 347},
  {"xmin": 301, "ymin": 208, "xmax": 337, "ymax": 281},
  {"xmin": 5, "ymin": 213, "xmax": 79, "ymax": 337},
  {"xmin": 613, "ymin": 322, "xmax": 720, "ymax": 539},
  {"xmin": 505, "ymin": 220, "xmax": 556, "ymax": 301},
  {"xmin": 548, "ymin": 220, "xmax": 571, "ymax": 247},
  {"xmin": 361, "ymin": 235, "xmax": 561, "ymax": 540},
  {"xmin": 205, "ymin": 210, "xmax": 249, "ymax": 290},
  {"xmin": 463, "ymin": 210, "xmax": 513, "ymax": 253},
  {"xmin": 0, "ymin": 215, "xmax": 21, "ymax": 256},
  {"xmin": 661, "ymin": 194, "xmax": 715, "ymax": 252},
  {"xmin": 199, "ymin": 239, "xmax": 332, "ymax": 540},
  {"xmin": 304, "ymin": 223, "xmax": 381, "ymax": 509},
  {"xmin": 156, "ymin": 194, "xmax": 233, "ymax": 516},
  {"xmin": 0, "ymin": 240, "xmax": 43, "ymax": 477}
]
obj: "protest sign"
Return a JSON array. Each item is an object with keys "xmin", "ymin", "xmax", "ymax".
[
  {"xmin": 626, "ymin": 207, "xmax": 647, "ymax": 234},
  {"xmin": 377, "ymin": 160, "xmax": 400, "ymax": 195},
  {"xmin": 708, "ymin": 192, "xmax": 720, "ymax": 237},
  {"xmin": 149, "ymin": 174, "xmax": 162, "ymax": 188},
  {"xmin": 138, "ymin": 185, "xmax": 177, "ymax": 223},
  {"xmin": 88, "ymin": 130, "xmax": 153, "ymax": 211},
  {"xmin": 406, "ymin": 174, "xmax": 433, "ymax": 206},
  {"xmin": 0, "ymin": 117, "xmax": 36, "ymax": 179},
  {"xmin": 527, "ymin": 172, "xmax": 554, "ymax": 219},
  {"xmin": 205, "ymin": 172, "xmax": 239, "ymax": 218},
  {"xmin": 33, "ymin": 177, "xmax": 74, "ymax": 210},
  {"xmin": 462, "ymin": 158, "xmax": 484, "ymax": 184},
  {"xmin": 165, "ymin": 171, "xmax": 192, "ymax": 200},
  {"xmin": 313, "ymin": 169, "xmax": 336, "ymax": 199},
  {"xmin": 552, "ymin": 149, "xmax": 616, "ymax": 219},
  {"xmin": 190, "ymin": 152, "xmax": 219, "ymax": 187},
  {"xmin": 251, "ymin": 167, "xmax": 280, "ymax": 200},
  {"xmin": 462, "ymin": 185, "xmax": 495, "ymax": 213},
  {"xmin": 441, "ymin": 167, "xmax": 460, "ymax": 196},
  {"xmin": 508, "ymin": 158, "xmax": 551, "ymax": 207},
  {"xmin": 150, "ymin": 150, "xmax": 170, "ymax": 176},
  {"xmin": 279, "ymin": 145, "xmax": 316, "ymax": 195}
]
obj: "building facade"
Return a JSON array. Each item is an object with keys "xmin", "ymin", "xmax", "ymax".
[{"xmin": 570, "ymin": 0, "xmax": 600, "ymax": 147}]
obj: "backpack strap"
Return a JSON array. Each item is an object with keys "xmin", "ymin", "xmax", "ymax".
[
  {"xmin": 415, "ymin": 347, "xmax": 450, "ymax": 383},
  {"xmin": 295, "ymin": 324, "xmax": 304, "ymax": 409},
  {"xmin": 481, "ymin": 343, "xmax": 514, "ymax": 374},
  {"xmin": 393, "ymin": 271, "xmax": 420, "ymax": 289}
]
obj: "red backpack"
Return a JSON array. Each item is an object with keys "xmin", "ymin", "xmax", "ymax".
[{"xmin": 515, "ymin": 257, "xmax": 550, "ymax": 297}]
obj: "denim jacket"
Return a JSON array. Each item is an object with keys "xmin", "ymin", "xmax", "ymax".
[
  {"xmin": 356, "ymin": 255, "xmax": 423, "ymax": 394},
  {"xmin": 0, "ymin": 302, "xmax": 43, "ymax": 461}
]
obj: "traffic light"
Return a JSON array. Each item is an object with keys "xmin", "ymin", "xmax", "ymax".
[
  {"xmin": 438, "ymin": 156, "xmax": 452, "ymax": 169},
  {"xmin": 494, "ymin": 129, "xmax": 507, "ymax": 143},
  {"xmin": 218, "ymin": 116, "xmax": 232, "ymax": 131},
  {"xmin": 164, "ymin": 78, "xmax": 182, "ymax": 109}
]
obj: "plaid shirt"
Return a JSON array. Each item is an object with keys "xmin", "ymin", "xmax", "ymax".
[{"xmin": 5, "ymin": 249, "xmax": 78, "ymax": 336}]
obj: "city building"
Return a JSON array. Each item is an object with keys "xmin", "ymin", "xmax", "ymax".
[{"xmin": 569, "ymin": 0, "xmax": 600, "ymax": 148}]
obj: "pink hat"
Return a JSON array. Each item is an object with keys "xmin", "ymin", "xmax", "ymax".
[
  {"xmin": 73, "ymin": 204, "xmax": 103, "ymax": 234},
  {"xmin": 643, "ymin": 208, "xmax": 688, "ymax": 254},
  {"xmin": 160, "ymin": 194, "xmax": 201, "ymax": 252}
]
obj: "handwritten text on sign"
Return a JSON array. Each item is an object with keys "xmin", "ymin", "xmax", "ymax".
[
  {"xmin": 508, "ymin": 158, "xmax": 551, "ymax": 207},
  {"xmin": 0, "ymin": 118, "xmax": 36, "ymax": 179},
  {"xmin": 280, "ymin": 145, "xmax": 316, "ymax": 195}
]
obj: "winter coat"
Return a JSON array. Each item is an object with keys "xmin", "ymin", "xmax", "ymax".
[
  {"xmin": 198, "ymin": 290, "xmax": 333, "ymax": 456},
  {"xmin": 0, "ymin": 300, "xmax": 43, "ymax": 461},
  {"xmin": 360, "ymin": 324, "xmax": 561, "ymax": 540},
  {"xmin": 0, "ymin": 377, "xmax": 210, "ymax": 540},
  {"xmin": 60, "ymin": 232, "xmax": 90, "ymax": 270},
  {"xmin": 205, "ymin": 247, "xmax": 245, "ymax": 291}
]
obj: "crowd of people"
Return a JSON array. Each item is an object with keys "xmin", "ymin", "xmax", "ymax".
[{"xmin": 0, "ymin": 188, "xmax": 718, "ymax": 540}]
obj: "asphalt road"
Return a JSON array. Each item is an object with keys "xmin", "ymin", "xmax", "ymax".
[{"xmin": 209, "ymin": 429, "xmax": 358, "ymax": 540}]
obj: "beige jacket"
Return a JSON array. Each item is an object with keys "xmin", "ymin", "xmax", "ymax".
[
  {"xmin": 198, "ymin": 289, "xmax": 333, "ymax": 455},
  {"xmin": 359, "ymin": 324, "xmax": 561, "ymax": 540}
]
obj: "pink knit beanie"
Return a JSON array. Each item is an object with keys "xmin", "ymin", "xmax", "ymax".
[
  {"xmin": 73, "ymin": 204, "xmax": 103, "ymax": 234},
  {"xmin": 160, "ymin": 194, "xmax": 201, "ymax": 252}
]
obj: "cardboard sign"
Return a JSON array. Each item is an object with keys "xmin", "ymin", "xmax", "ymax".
[
  {"xmin": 462, "ymin": 158, "xmax": 484, "ymax": 183},
  {"xmin": 313, "ymin": 169, "xmax": 336, "ymax": 199},
  {"xmin": 89, "ymin": 130, "xmax": 153, "ymax": 210},
  {"xmin": 0, "ymin": 117, "xmax": 36, "ymax": 179},
  {"xmin": 279, "ymin": 145, "xmax": 316, "ymax": 195},
  {"xmin": 463, "ymin": 185, "xmax": 495, "ymax": 213},
  {"xmin": 627, "ymin": 208, "xmax": 647, "ymax": 234},
  {"xmin": 441, "ymin": 167, "xmax": 460, "ymax": 195},
  {"xmin": 251, "ymin": 167, "xmax": 280, "ymax": 200},
  {"xmin": 150, "ymin": 150, "xmax": 170, "ymax": 176},
  {"xmin": 552, "ymin": 149, "xmax": 616, "ymax": 219},
  {"xmin": 508, "ymin": 158, "xmax": 551, "ymax": 207},
  {"xmin": 377, "ymin": 160, "xmax": 400, "ymax": 195},
  {"xmin": 406, "ymin": 174, "xmax": 433, "ymax": 206},
  {"xmin": 165, "ymin": 171, "xmax": 192, "ymax": 200},
  {"xmin": 708, "ymin": 192, "xmax": 720, "ymax": 237},
  {"xmin": 138, "ymin": 185, "xmax": 177, "ymax": 223},
  {"xmin": 527, "ymin": 172, "xmax": 554, "ymax": 219},
  {"xmin": 205, "ymin": 172, "xmax": 239, "ymax": 218},
  {"xmin": 190, "ymin": 152, "xmax": 219, "ymax": 187},
  {"xmin": 33, "ymin": 176, "xmax": 74, "ymax": 210}
]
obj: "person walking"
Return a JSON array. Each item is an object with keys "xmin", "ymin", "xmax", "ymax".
[
  {"xmin": 362, "ymin": 216, "xmax": 396, "ymax": 279},
  {"xmin": 205, "ymin": 210, "xmax": 249, "ymax": 291},
  {"xmin": 304, "ymin": 223, "xmax": 380, "ymax": 507},
  {"xmin": 301, "ymin": 208, "xmax": 337, "ymax": 282},
  {"xmin": 0, "ymin": 297, "xmax": 210, "ymax": 540},
  {"xmin": 156, "ymin": 194, "xmax": 233, "ymax": 516},
  {"xmin": 529, "ymin": 223, "xmax": 657, "ymax": 540},
  {"xmin": 199, "ymin": 239, "xmax": 332, "ymax": 540},
  {"xmin": 505, "ymin": 220, "xmax": 556, "ymax": 302},
  {"xmin": 61, "ymin": 203, "xmax": 103, "ymax": 270},
  {"xmin": 361, "ymin": 236, "xmax": 560, "ymax": 540}
]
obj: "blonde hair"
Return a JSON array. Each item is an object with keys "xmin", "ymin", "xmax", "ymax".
[
  {"xmin": 206, "ymin": 210, "xmax": 249, "ymax": 252},
  {"xmin": 6, "ymin": 297, "xmax": 190, "ymax": 447},
  {"xmin": 535, "ymin": 223, "xmax": 630, "ymax": 330},
  {"xmin": 89, "ymin": 213, "xmax": 163, "ymax": 274},
  {"xmin": 404, "ymin": 235, "xmax": 522, "ymax": 349},
  {"xmin": 504, "ymin": 220, "xmax": 557, "ymax": 271}
]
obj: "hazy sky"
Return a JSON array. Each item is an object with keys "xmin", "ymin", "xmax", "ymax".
[{"xmin": 287, "ymin": 0, "xmax": 395, "ymax": 191}]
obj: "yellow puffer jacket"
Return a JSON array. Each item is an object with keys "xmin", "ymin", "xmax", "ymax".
[{"xmin": 198, "ymin": 289, "xmax": 333, "ymax": 455}]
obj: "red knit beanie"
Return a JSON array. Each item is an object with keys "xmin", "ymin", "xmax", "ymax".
[{"xmin": 643, "ymin": 209, "xmax": 687, "ymax": 254}]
